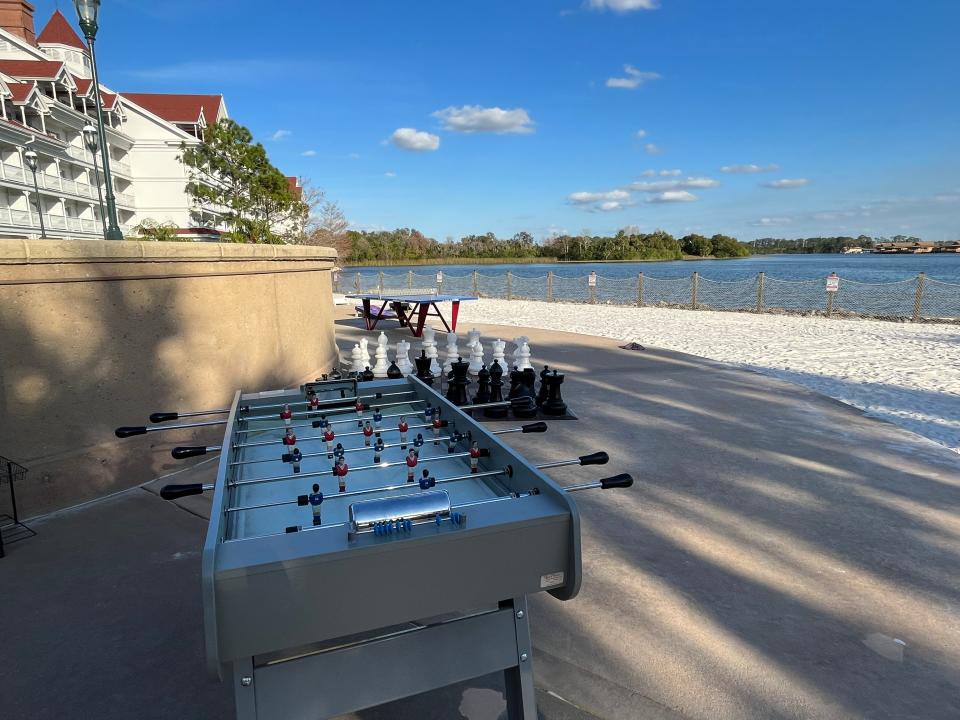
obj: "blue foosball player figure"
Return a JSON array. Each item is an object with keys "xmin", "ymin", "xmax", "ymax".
[
  {"xmin": 373, "ymin": 437, "xmax": 385, "ymax": 464},
  {"xmin": 419, "ymin": 469, "xmax": 436, "ymax": 490},
  {"xmin": 291, "ymin": 448, "xmax": 302, "ymax": 473},
  {"xmin": 413, "ymin": 433, "xmax": 425, "ymax": 449},
  {"xmin": 372, "ymin": 408, "xmax": 383, "ymax": 430},
  {"xmin": 308, "ymin": 483, "xmax": 324, "ymax": 526}
]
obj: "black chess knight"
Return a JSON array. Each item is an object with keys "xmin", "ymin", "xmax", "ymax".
[{"xmin": 484, "ymin": 360, "xmax": 509, "ymax": 418}]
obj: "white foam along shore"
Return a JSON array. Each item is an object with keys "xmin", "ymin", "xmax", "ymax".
[{"xmin": 459, "ymin": 299, "xmax": 960, "ymax": 455}]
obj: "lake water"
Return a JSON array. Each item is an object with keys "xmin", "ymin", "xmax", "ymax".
[{"xmin": 346, "ymin": 253, "xmax": 960, "ymax": 284}]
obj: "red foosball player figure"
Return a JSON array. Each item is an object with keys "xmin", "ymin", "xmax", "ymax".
[
  {"xmin": 308, "ymin": 394, "xmax": 320, "ymax": 412},
  {"xmin": 355, "ymin": 399, "xmax": 365, "ymax": 419},
  {"xmin": 323, "ymin": 427, "xmax": 335, "ymax": 458},
  {"xmin": 373, "ymin": 437, "xmax": 385, "ymax": 464},
  {"xmin": 333, "ymin": 456, "xmax": 349, "ymax": 492},
  {"xmin": 363, "ymin": 421, "xmax": 374, "ymax": 447},
  {"xmin": 398, "ymin": 416, "xmax": 409, "ymax": 449},
  {"xmin": 432, "ymin": 415, "xmax": 442, "ymax": 445},
  {"xmin": 280, "ymin": 404, "xmax": 293, "ymax": 426},
  {"xmin": 283, "ymin": 428, "xmax": 297, "ymax": 448},
  {"xmin": 405, "ymin": 448, "xmax": 419, "ymax": 482},
  {"xmin": 308, "ymin": 483, "xmax": 324, "ymax": 526},
  {"xmin": 469, "ymin": 441, "xmax": 481, "ymax": 473}
]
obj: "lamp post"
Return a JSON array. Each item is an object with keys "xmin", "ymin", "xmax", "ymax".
[
  {"xmin": 83, "ymin": 123, "xmax": 107, "ymax": 238},
  {"xmin": 23, "ymin": 149, "xmax": 47, "ymax": 239},
  {"xmin": 74, "ymin": 0, "xmax": 122, "ymax": 240}
]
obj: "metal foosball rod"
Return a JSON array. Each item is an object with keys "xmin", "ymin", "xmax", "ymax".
[
  {"xmin": 243, "ymin": 390, "xmax": 417, "ymax": 420},
  {"xmin": 171, "ymin": 421, "xmax": 548, "ymax": 466},
  {"xmin": 148, "ymin": 408, "xmax": 237, "ymax": 423},
  {"xmin": 232, "ymin": 420, "xmax": 447, "ymax": 450},
  {"xmin": 115, "ymin": 419, "xmax": 229, "ymax": 438},
  {"xmin": 235, "ymin": 400, "xmax": 429, "ymax": 435}
]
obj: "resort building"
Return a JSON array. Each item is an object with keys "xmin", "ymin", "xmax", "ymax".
[{"xmin": 0, "ymin": 2, "xmax": 238, "ymax": 240}]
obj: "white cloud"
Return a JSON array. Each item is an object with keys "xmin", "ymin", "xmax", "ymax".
[
  {"xmin": 641, "ymin": 169, "xmax": 656, "ymax": 177},
  {"xmin": 630, "ymin": 177, "xmax": 719, "ymax": 192},
  {"xmin": 606, "ymin": 65, "xmax": 661, "ymax": 90},
  {"xmin": 753, "ymin": 217, "xmax": 794, "ymax": 227},
  {"xmin": 384, "ymin": 171, "xmax": 397, "ymax": 178},
  {"xmin": 432, "ymin": 105, "xmax": 534, "ymax": 134},
  {"xmin": 721, "ymin": 163, "xmax": 779, "ymax": 174},
  {"xmin": 599, "ymin": 201, "xmax": 626, "ymax": 212},
  {"xmin": 588, "ymin": 0, "xmax": 660, "ymax": 12},
  {"xmin": 348, "ymin": 152, "xmax": 361, "ymax": 159},
  {"xmin": 934, "ymin": 193, "xmax": 960, "ymax": 203},
  {"xmin": 635, "ymin": 129, "xmax": 648, "ymax": 139},
  {"xmin": 764, "ymin": 178, "xmax": 810, "ymax": 189},
  {"xmin": 648, "ymin": 191, "xmax": 697, "ymax": 203},
  {"xmin": 644, "ymin": 143, "xmax": 662, "ymax": 154},
  {"xmin": 390, "ymin": 127, "xmax": 440, "ymax": 152},
  {"xmin": 301, "ymin": 150, "xmax": 317, "ymax": 157},
  {"xmin": 271, "ymin": 129, "xmax": 291, "ymax": 141},
  {"xmin": 660, "ymin": 169, "xmax": 682, "ymax": 176},
  {"xmin": 568, "ymin": 189, "xmax": 631, "ymax": 204}
]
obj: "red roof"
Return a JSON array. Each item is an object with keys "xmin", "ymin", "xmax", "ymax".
[
  {"xmin": 73, "ymin": 77, "xmax": 92, "ymax": 97},
  {"xmin": 121, "ymin": 93, "xmax": 223, "ymax": 124},
  {"xmin": 7, "ymin": 82, "xmax": 36, "ymax": 103},
  {"xmin": 100, "ymin": 91, "xmax": 117, "ymax": 110},
  {"xmin": 37, "ymin": 10, "xmax": 88, "ymax": 51},
  {"xmin": 0, "ymin": 60, "xmax": 66, "ymax": 81}
]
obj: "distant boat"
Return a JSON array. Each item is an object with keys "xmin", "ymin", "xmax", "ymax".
[{"xmin": 841, "ymin": 247, "xmax": 864, "ymax": 254}]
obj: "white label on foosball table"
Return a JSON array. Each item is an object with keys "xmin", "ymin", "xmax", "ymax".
[{"xmin": 540, "ymin": 572, "xmax": 565, "ymax": 588}]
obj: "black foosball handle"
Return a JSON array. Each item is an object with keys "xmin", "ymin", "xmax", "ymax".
[
  {"xmin": 579, "ymin": 451, "xmax": 609, "ymax": 466},
  {"xmin": 521, "ymin": 422, "xmax": 548, "ymax": 433},
  {"xmin": 150, "ymin": 412, "xmax": 179, "ymax": 423},
  {"xmin": 172, "ymin": 446, "xmax": 208, "ymax": 459},
  {"xmin": 601, "ymin": 473, "xmax": 634, "ymax": 489},
  {"xmin": 160, "ymin": 484, "xmax": 208, "ymax": 500},
  {"xmin": 115, "ymin": 426, "xmax": 147, "ymax": 438}
]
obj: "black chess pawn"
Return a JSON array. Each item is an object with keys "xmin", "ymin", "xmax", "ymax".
[
  {"xmin": 330, "ymin": 367, "xmax": 342, "ymax": 380},
  {"xmin": 484, "ymin": 360, "xmax": 508, "ymax": 418},
  {"xmin": 446, "ymin": 357, "xmax": 471, "ymax": 406},
  {"xmin": 542, "ymin": 369, "xmax": 568, "ymax": 417},
  {"xmin": 386, "ymin": 360, "xmax": 403, "ymax": 379},
  {"xmin": 472, "ymin": 364, "xmax": 491, "ymax": 404},
  {"xmin": 361, "ymin": 366, "xmax": 375, "ymax": 382},
  {"xmin": 415, "ymin": 350, "xmax": 434, "ymax": 386},
  {"xmin": 536, "ymin": 365, "xmax": 551, "ymax": 407}
]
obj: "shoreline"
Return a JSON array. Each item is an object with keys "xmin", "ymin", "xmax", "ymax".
[{"xmin": 457, "ymin": 298, "xmax": 960, "ymax": 455}]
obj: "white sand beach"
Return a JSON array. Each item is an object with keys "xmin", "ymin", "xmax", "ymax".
[{"xmin": 460, "ymin": 299, "xmax": 960, "ymax": 454}]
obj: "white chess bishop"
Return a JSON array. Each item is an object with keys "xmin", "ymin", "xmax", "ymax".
[
  {"xmin": 372, "ymin": 332, "xmax": 390, "ymax": 377},
  {"xmin": 395, "ymin": 340, "xmax": 414, "ymax": 375},
  {"xmin": 443, "ymin": 332, "xmax": 459, "ymax": 374},
  {"xmin": 491, "ymin": 338, "xmax": 506, "ymax": 367},
  {"xmin": 515, "ymin": 340, "xmax": 533, "ymax": 371}
]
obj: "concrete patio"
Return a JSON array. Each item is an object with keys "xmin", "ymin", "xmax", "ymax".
[{"xmin": 2, "ymin": 307, "xmax": 958, "ymax": 719}]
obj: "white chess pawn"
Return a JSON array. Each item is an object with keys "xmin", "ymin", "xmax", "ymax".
[
  {"xmin": 468, "ymin": 337, "xmax": 485, "ymax": 375},
  {"xmin": 372, "ymin": 332, "xmax": 390, "ymax": 377},
  {"xmin": 422, "ymin": 326, "xmax": 442, "ymax": 375},
  {"xmin": 349, "ymin": 344, "xmax": 365, "ymax": 373},
  {"xmin": 359, "ymin": 337, "xmax": 372, "ymax": 368},
  {"xmin": 515, "ymin": 341, "xmax": 533, "ymax": 371},
  {"xmin": 395, "ymin": 340, "xmax": 413, "ymax": 375},
  {"xmin": 491, "ymin": 338, "xmax": 506, "ymax": 367},
  {"xmin": 511, "ymin": 336, "xmax": 529, "ymax": 367},
  {"xmin": 443, "ymin": 332, "xmax": 459, "ymax": 374}
]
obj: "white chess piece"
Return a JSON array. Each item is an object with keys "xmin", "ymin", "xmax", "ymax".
[
  {"xmin": 421, "ymin": 326, "xmax": 442, "ymax": 375},
  {"xmin": 515, "ymin": 341, "xmax": 533, "ymax": 371},
  {"xmin": 349, "ymin": 344, "xmax": 365, "ymax": 374},
  {"xmin": 359, "ymin": 337, "xmax": 372, "ymax": 369},
  {"xmin": 443, "ymin": 332, "xmax": 459, "ymax": 374},
  {"xmin": 372, "ymin": 332, "xmax": 390, "ymax": 377},
  {"xmin": 395, "ymin": 340, "xmax": 413, "ymax": 375},
  {"xmin": 491, "ymin": 338, "xmax": 506, "ymax": 367},
  {"xmin": 511, "ymin": 336, "xmax": 529, "ymax": 367},
  {"xmin": 468, "ymin": 337, "xmax": 485, "ymax": 375}
]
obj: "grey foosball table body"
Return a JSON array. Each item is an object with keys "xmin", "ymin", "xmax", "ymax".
[{"xmin": 201, "ymin": 376, "xmax": 582, "ymax": 719}]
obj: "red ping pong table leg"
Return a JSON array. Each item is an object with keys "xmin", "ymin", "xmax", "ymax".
[
  {"xmin": 361, "ymin": 299, "xmax": 373, "ymax": 330},
  {"xmin": 413, "ymin": 302, "xmax": 430, "ymax": 337},
  {"xmin": 450, "ymin": 301, "xmax": 461, "ymax": 332}
]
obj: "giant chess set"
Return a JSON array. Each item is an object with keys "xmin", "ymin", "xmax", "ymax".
[{"xmin": 113, "ymin": 328, "xmax": 622, "ymax": 719}]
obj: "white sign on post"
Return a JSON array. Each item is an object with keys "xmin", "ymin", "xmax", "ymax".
[
  {"xmin": 588, "ymin": 271, "xmax": 597, "ymax": 288},
  {"xmin": 436, "ymin": 271, "xmax": 444, "ymax": 284},
  {"xmin": 826, "ymin": 274, "xmax": 840, "ymax": 293}
]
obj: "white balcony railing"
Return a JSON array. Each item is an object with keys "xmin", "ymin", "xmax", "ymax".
[
  {"xmin": 0, "ymin": 206, "xmax": 102, "ymax": 235},
  {"xmin": 1, "ymin": 162, "xmax": 107, "ymax": 202},
  {"xmin": 115, "ymin": 191, "xmax": 135, "ymax": 207}
]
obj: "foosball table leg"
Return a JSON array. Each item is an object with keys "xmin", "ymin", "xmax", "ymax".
[
  {"xmin": 503, "ymin": 596, "xmax": 537, "ymax": 719},
  {"xmin": 232, "ymin": 657, "xmax": 257, "ymax": 720}
]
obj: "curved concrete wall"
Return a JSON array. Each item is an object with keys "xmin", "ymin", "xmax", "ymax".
[{"xmin": 0, "ymin": 239, "xmax": 338, "ymax": 516}]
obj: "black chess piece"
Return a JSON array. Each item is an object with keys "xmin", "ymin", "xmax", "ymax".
[
  {"xmin": 472, "ymin": 364, "xmax": 491, "ymax": 404},
  {"xmin": 414, "ymin": 350, "xmax": 434, "ymax": 387},
  {"xmin": 484, "ymin": 360, "xmax": 508, "ymax": 418},
  {"xmin": 361, "ymin": 366, "xmax": 375, "ymax": 382},
  {"xmin": 330, "ymin": 367, "xmax": 342, "ymax": 380},
  {"xmin": 386, "ymin": 360, "xmax": 403, "ymax": 379},
  {"xmin": 536, "ymin": 365, "xmax": 550, "ymax": 407},
  {"xmin": 521, "ymin": 368, "xmax": 537, "ymax": 397},
  {"xmin": 506, "ymin": 366, "xmax": 538, "ymax": 419},
  {"xmin": 542, "ymin": 369, "xmax": 568, "ymax": 417},
  {"xmin": 446, "ymin": 357, "xmax": 471, "ymax": 406},
  {"xmin": 507, "ymin": 367, "xmax": 524, "ymax": 400}
]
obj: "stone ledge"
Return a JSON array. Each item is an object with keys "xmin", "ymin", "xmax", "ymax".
[{"xmin": 0, "ymin": 238, "xmax": 337, "ymax": 264}]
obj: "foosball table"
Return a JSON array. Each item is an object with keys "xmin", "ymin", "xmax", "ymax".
[{"xmin": 116, "ymin": 375, "xmax": 632, "ymax": 719}]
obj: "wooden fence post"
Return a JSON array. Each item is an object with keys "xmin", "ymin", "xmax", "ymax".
[
  {"xmin": 637, "ymin": 273, "xmax": 644, "ymax": 307},
  {"xmin": 691, "ymin": 272, "xmax": 699, "ymax": 309},
  {"xmin": 912, "ymin": 272, "xmax": 925, "ymax": 322},
  {"xmin": 407, "ymin": 271, "xmax": 413, "ymax": 289},
  {"xmin": 472, "ymin": 270, "xmax": 479, "ymax": 296},
  {"xmin": 506, "ymin": 271, "xmax": 513, "ymax": 300},
  {"xmin": 354, "ymin": 272, "xmax": 361, "ymax": 292},
  {"xmin": 756, "ymin": 272, "xmax": 765, "ymax": 313},
  {"xmin": 377, "ymin": 271, "xmax": 384, "ymax": 294},
  {"xmin": 547, "ymin": 271, "xmax": 554, "ymax": 302},
  {"xmin": 826, "ymin": 287, "xmax": 834, "ymax": 316}
]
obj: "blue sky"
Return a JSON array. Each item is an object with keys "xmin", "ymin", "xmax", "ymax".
[{"xmin": 37, "ymin": 0, "xmax": 960, "ymax": 240}]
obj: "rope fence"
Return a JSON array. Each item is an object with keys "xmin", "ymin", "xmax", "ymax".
[{"xmin": 334, "ymin": 270, "xmax": 960, "ymax": 323}]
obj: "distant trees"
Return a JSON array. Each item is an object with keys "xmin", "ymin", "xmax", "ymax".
[{"xmin": 748, "ymin": 235, "xmax": 876, "ymax": 254}]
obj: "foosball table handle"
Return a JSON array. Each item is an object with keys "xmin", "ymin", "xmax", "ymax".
[
  {"xmin": 160, "ymin": 483, "xmax": 211, "ymax": 500},
  {"xmin": 172, "ymin": 446, "xmax": 209, "ymax": 459},
  {"xmin": 115, "ymin": 426, "xmax": 147, "ymax": 438},
  {"xmin": 150, "ymin": 412, "xmax": 179, "ymax": 423},
  {"xmin": 521, "ymin": 422, "xmax": 548, "ymax": 433},
  {"xmin": 600, "ymin": 473, "xmax": 634, "ymax": 489},
  {"xmin": 578, "ymin": 451, "xmax": 609, "ymax": 466}
]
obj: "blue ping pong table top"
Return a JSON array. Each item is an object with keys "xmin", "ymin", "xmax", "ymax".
[{"xmin": 347, "ymin": 294, "xmax": 479, "ymax": 302}]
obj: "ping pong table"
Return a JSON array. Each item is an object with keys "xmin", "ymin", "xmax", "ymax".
[{"xmin": 347, "ymin": 293, "xmax": 478, "ymax": 337}]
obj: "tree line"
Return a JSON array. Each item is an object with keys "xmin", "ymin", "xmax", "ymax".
[{"xmin": 747, "ymin": 235, "xmax": 884, "ymax": 254}]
